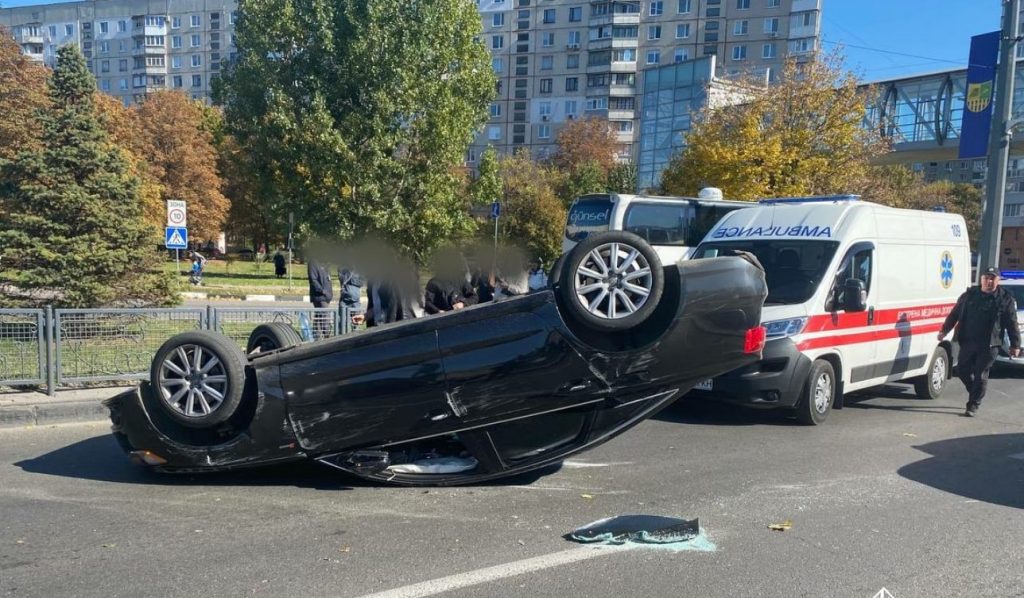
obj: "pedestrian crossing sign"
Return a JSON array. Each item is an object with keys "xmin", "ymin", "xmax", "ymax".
[{"xmin": 165, "ymin": 226, "xmax": 188, "ymax": 249}]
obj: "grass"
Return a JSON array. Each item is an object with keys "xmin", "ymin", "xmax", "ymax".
[{"xmin": 164, "ymin": 258, "xmax": 320, "ymax": 296}]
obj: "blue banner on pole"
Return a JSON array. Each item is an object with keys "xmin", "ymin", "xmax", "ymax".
[{"xmin": 958, "ymin": 31, "xmax": 1000, "ymax": 159}]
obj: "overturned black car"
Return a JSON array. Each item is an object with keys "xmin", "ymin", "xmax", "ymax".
[{"xmin": 107, "ymin": 232, "xmax": 767, "ymax": 486}]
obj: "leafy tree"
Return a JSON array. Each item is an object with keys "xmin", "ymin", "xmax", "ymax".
[
  {"xmin": 0, "ymin": 27, "xmax": 49, "ymax": 163},
  {"xmin": 607, "ymin": 161, "xmax": 638, "ymax": 194},
  {"xmin": 553, "ymin": 117, "xmax": 619, "ymax": 176},
  {"xmin": 495, "ymin": 150, "xmax": 565, "ymax": 264},
  {"xmin": 217, "ymin": 0, "xmax": 495, "ymax": 264},
  {"xmin": 0, "ymin": 46, "xmax": 174, "ymax": 307},
  {"xmin": 472, "ymin": 146, "xmax": 503, "ymax": 205},
  {"xmin": 133, "ymin": 91, "xmax": 230, "ymax": 242},
  {"xmin": 661, "ymin": 53, "xmax": 887, "ymax": 200},
  {"xmin": 559, "ymin": 159, "xmax": 607, "ymax": 204}
]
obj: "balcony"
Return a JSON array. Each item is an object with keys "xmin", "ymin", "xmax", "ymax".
[
  {"xmin": 615, "ymin": 130, "xmax": 635, "ymax": 143},
  {"xmin": 609, "ymin": 84, "xmax": 635, "ymax": 96},
  {"xmin": 792, "ymin": 0, "xmax": 821, "ymax": 11},
  {"xmin": 610, "ymin": 61, "xmax": 637, "ymax": 73},
  {"xmin": 789, "ymin": 24, "xmax": 816, "ymax": 39},
  {"xmin": 133, "ymin": 45, "xmax": 166, "ymax": 56},
  {"xmin": 17, "ymin": 31, "xmax": 44, "ymax": 44},
  {"xmin": 608, "ymin": 108, "xmax": 635, "ymax": 120}
]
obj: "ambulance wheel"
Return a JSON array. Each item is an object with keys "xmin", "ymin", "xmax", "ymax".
[
  {"xmin": 913, "ymin": 346, "xmax": 948, "ymax": 400},
  {"xmin": 795, "ymin": 360, "xmax": 835, "ymax": 425},
  {"xmin": 558, "ymin": 231, "xmax": 664, "ymax": 331}
]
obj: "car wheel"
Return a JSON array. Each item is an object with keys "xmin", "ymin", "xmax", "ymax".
[
  {"xmin": 558, "ymin": 231, "xmax": 664, "ymax": 331},
  {"xmin": 547, "ymin": 254, "xmax": 566, "ymax": 288},
  {"xmin": 246, "ymin": 322, "xmax": 303, "ymax": 355},
  {"xmin": 913, "ymin": 345, "xmax": 948, "ymax": 400},
  {"xmin": 795, "ymin": 360, "xmax": 835, "ymax": 425},
  {"xmin": 150, "ymin": 331, "xmax": 247, "ymax": 429}
]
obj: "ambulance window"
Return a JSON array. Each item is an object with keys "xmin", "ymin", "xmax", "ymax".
[
  {"xmin": 834, "ymin": 247, "xmax": 873, "ymax": 308},
  {"xmin": 624, "ymin": 203, "xmax": 689, "ymax": 245}
]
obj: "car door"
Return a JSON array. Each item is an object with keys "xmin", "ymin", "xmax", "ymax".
[
  {"xmin": 435, "ymin": 298, "xmax": 601, "ymax": 427},
  {"xmin": 281, "ymin": 324, "xmax": 451, "ymax": 450},
  {"xmin": 830, "ymin": 242, "xmax": 882, "ymax": 387}
]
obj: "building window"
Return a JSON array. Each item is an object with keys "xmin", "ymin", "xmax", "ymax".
[
  {"xmin": 48, "ymin": 25, "xmax": 56, "ymax": 37},
  {"xmin": 568, "ymin": 6, "xmax": 582, "ymax": 22},
  {"xmin": 538, "ymin": 124, "xmax": 551, "ymax": 139},
  {"xmin": 565, "ymin": 100, "xmax": 578, "ymax": 116},
  {"xmin": 677, "ymin": 0, "xmax": 691, "ymax": 12},
  {"xmin": 541, "ymin": 55, "xmax": 553, "ymax": 70},
  {"xmin": 674, "ymin": 48, "xmax": 689, "ymax": 62},
  {"xmin": 767, "ymin": 0, "xmax": 780, "ymax": 5},
  {"xmin": 65, "ymin": 24, "xmax": 74, "ymax": 36},
  {"xmin": 764, "ymin": 17, "xmax": 779, "ymax": 34},
  {"xmin": 538, "ymin": 32, "xmax": 551, "ymax": 47},
  {"xmin": 646, "ymin": 50, "xmax": 660, "ymax": 64},
  {"xmin": 585, "ymin": 96, "xmax": 608, "ymax": 111},
  {"xmin": 492, "ymin": 57, "xmax": 503, "ymax": 72},
  {"xmin": 191, "ymin": 34, "xmax": 201, "ymax": 47},
  {"xmin": 540, "ymin": 78, "xmax": 553, "ymax": 93},
  {"xmin": 734, "ymin": 20, "xmax": 748, "ymax": 35},
  {"xmin": 192, "ymin": 74, "xmax": 202, "ymax": 87},
  {"xmin": 732, "ymin": 45, "xmax": 746, "ymax": 60},
  {"xmin": 119, "ymin": 40, "xmax": 128, "ymax": 52},
  {"xmin": 650, "ymin": 1, "xmax": 663, "ymax": 16},
  {"xmin": 172, "ymin": 55, "xmax": 182, "ymax": 68},
  {"xmin": 490, "ymin": 103, "xmax": 501, "ymax": 117},
  {"xmin": 566, "ymin": 76, "xmax": 578, "ymax": 91},
  {"xmin": 145, "ymin": 16, "xmax": 164, "ymax": 27},
  {"xmin": 539, "ymin": 101, "xmax": 552, "ymax": 116},
  {"xmin": 793, "ymin": 38, "xmax": 812, "ymax": 53},
  {"xmin": 648, "ymin": 25, "xmax": 661, "ymax": 40},
  {"xmin": 191, "ymin": 55, "xmax": 202, "ymax": 67},
  {"xmin": 762, "ymin": 43, "xmax": 776, "ymax": 58},
  {"xmin": 119, "ymin": 78, "xmax": 128, "ymax": 90},
  {"xmin": 676, "ymin": 23, "xmax": 690, "ymax": 38},
  {"xmin": 492, "ymin": 35, "xmax": 504, "ymax": 49},
  {"xmin": 737, "ymin": 0, "xmax": 750, "ymax": 8},
  {"xmin": 172, "ymin": 75, "xmax": 182, "ymax": 87},
  {"xmin": 99, "ymin": 41, "xmax": 109, "ymax": 53},
  {"xmin": 567, "ymin": 54, "xmax": 579, "ymax": 68},
  {"xmin": 613, "ymin": 48, "xmax": 636, "ymax": 62},
  {"xmin": 488, "ymin": 126, "xmax": 501, "ymax": 140},
  {"xmin": 568, "ymin": 30, "xmax": 580, "ymax": 46},
  {"xmin": 171, "ymin": 17, "xmax": 181, "ymax": 29},
  {"xmin": 146, "ymin": 36, "xmax": 164, "ymax": 46},
  {"xmin": 99, "ymin": 60, "xmax": 109, "ymax": 73},
  {"xmin": 191, "ymin": 15, "xmax": 201, "ymax": 27},
  {"xmin": 797, "ymin": 12, "xmax": 814, "ymax": 27},
  {"xmin": 99, "ymin": 21, "xmax": 108, "ymax": 33},
  {"xmin": 117, "ymin": 59, "xmax": 126, "ymax": 71},
  {"xmin": 172, "ymin": 36, "xmax": 182, "ymax": 48},
  {"xmin": 543, "ymin": 8, "xmax": 556, "ymax": 23}
]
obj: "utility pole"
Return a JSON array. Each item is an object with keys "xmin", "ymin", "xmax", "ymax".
[{"xmin": 979, "ymin": 0, "xmax": 1020, "ymax": 278}]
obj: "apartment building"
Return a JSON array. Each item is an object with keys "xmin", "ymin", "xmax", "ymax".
[
  {"xmin": 469, "ymin": 0, "xmax": 822, "ymax": 167},
  {"xmin": 1, "ymin": 0, "xmax": 238, "ymax": 105}
]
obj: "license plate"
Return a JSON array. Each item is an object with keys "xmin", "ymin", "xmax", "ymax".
[{"xmin": 694, "ymin": 379, "xmax": 713, "ymax": 391}]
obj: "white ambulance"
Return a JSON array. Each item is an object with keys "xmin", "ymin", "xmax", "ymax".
[{"xmin": 690, "ymin": 196, "xmax": 970, "ymax": 424}]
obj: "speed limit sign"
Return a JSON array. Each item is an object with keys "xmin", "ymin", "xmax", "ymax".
[{"xmin": 167, "ymin": 200, "xmax": 187, "ymax": 227}]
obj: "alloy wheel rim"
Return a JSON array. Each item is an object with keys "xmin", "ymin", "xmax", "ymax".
[
  {"xmin": 814, "ymin": 372, "xmax": 832, "ymax": 413},
  {"xmin": 931, "ymin": 356, "xmax": 946, "ymax": 391},
  {"xmin": 573, "ymin": 242, "xmax": 653, "ymax": 320},
  {"xmin": 158, "ymin": 344, "xmax": 229, "ymax": 419}
]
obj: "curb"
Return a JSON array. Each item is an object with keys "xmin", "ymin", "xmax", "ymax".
[{"xmin": 0, "ymin": 389, "xmax": 124, "ymax": 429}]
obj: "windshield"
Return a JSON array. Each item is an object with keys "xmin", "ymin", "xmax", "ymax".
[
  {"xmin": 694, "ymin": 240, "xmax": 840, "ymax": 305},
  {"xmin": 565, "ymin": 196, "xmax": 613, "ymax": 241},
  {"xmin": 1005, "ymin": 284, "xmax": 1024, "ymax": 310}
]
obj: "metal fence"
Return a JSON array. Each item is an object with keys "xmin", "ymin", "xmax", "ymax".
[{"xmin": 0, "ymin": 306, "xmax": 352, "ymax": 395}]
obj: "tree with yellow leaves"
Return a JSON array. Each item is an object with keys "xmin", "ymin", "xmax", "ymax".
[
  {"xmin": 0, "ymin": 27, "xmax": 50, "ymax": 163},
  {"xmin": 661, "ymin": 53, "xmax": 888, "ymax": 200}
]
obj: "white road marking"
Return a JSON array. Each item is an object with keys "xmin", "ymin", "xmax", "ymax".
[
  {"xmin": 352, "ymin": 545, "xmax": 626, "ymax": 598},
  {"xmin": 1009, "ymin": 452, "xmax": 1024, "ymax": 461},
  {"xmin": 561, "ymin": 460, "xmax": 633, "ymax": 469}
]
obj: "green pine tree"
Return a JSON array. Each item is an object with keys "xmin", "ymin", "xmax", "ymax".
[{"xmin": 0, "ymin": 46, "xmax": 175, "ymax": 308}]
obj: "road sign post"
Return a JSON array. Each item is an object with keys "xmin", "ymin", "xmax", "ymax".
[{"xmin": 166, "ymin": 200, "xmax": 188, "ymax": 275}]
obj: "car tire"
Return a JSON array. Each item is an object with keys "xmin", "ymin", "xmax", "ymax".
[
  {"xmin": 913, "ymin": 345, "xmax": 949, "ymax": 400},
  {"xmin": 558, "ymin": 231, "xmax": 664, "ymax": 331},
  {"xmin": 795, "ymin": 360, "xmax": 835, "ymax": 425},
  {"xmin": 150, "ymin": 330, "xmax": 247, "ymax": 429},
  {"xmin": 246, "ymin": 322, "xmax": 303, "ymax": 355},
  {"xmin": 547, "ymin": 254, "xmax": 566, "ymax": 288}
]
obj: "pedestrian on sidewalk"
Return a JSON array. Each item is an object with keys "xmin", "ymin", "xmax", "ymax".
[
  {"xmin": 338, "ymin": 266, "xmax": 366, "ymax": 328},
  {"xmin": 938, "ymin": 266, "xmax": 1020, "ymax": 417},
  {"xmin": 307, "ymin": 259, "xmax": 333, "ymax": 340}
]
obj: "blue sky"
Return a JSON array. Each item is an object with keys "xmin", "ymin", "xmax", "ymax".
[
  {"xmin": 821, "ymin": 0, "xmax": 1002, "ymax": 82},
  {"xmin": 1, "ymin": 0, "xmax": 1006, "ymax": 83}
]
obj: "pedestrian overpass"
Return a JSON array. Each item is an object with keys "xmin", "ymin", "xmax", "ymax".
[{"xmin": 864, "ymin": 60, "xmax": 1024, "ymax": 164}]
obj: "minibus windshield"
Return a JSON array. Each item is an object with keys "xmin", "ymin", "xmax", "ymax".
[{"xmin": 693, "ymin": 240, "xmax": 840, "ymax": 305}]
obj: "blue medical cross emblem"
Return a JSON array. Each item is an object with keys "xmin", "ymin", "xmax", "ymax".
[{"xmin": 940, "ymin": 252, "xmax": 954, "ymax": 289}]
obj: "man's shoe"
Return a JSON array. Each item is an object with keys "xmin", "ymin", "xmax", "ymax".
[{"xmin": 965, "ymin": 404, "xmax": 979, "ymax": 417}]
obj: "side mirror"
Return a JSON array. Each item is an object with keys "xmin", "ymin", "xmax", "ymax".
[{"xmin": 843, "ymin": 278, "xmax": 867, "ymax": 312}]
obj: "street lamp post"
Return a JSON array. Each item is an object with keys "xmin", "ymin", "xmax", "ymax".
[{"xmin": 979, "ymin": 0, "xmax": 1021, "ymax": 278}]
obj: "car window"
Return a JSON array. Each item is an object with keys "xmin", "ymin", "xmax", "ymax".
[
  {"xmin": 834, "ymin": 248, "xmax": 873, "ymax": 307},
  {"xmin": 624, "ymin": 203, "xmax": 689, "ymax": 246},
  {"xmin": 1005, "ymin": 284, "xmax": 1024, "ymax": 310},
  {"xmin": 565, "ymin": 197, "xmax": 613, "ymax": 241}
]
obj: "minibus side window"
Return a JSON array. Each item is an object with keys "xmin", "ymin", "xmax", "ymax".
[{"xmin": 831, "ymin": 247, "xmax": 873, "ymax": 310}]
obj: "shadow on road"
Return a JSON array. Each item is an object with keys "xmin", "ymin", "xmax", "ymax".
[
  {"xmin": 841, "ymin": 384, "xmax": 966, "ymax": 417},
  {"xmin": 13, "ymin": 434, "xmax": 561, "ymax": 490},
  {"xmin": 654, "ymin": 395, "xmax": 797, "ymax": 426},
  {"xmin": 898, "ymin": 433, "xmax": 1024, "ymax": 509}
]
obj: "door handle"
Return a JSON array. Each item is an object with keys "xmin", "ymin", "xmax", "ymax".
[{"xmin": 868, "ymin": 306, "xmax": 875, "ymax": 325}]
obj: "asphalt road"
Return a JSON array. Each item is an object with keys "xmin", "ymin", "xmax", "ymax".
[{"xmin": 2, "ymin": 371, "xmax": 1023, "ymax": 598}]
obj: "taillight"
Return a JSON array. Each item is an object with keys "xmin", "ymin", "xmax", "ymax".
[{"xmin": 744, "ymin": 326, "xmax": 767, "ymax": 354}]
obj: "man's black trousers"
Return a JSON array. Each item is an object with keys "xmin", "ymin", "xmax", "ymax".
[{"xmin": 957, "ymin": 344, "xmax": 998, "ymax": 406}]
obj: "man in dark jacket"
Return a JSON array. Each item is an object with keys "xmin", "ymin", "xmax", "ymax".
[
  {"xmin": 307, "ymin": 260, "xmax": 333, "ymax": 339},
  {"xmin": 938, "ymin": 267, "xmax": 1021, "ymax": 416},
  {"xmin": 338, "ymin": 267, "xmax": 365, "ymax": 328}
]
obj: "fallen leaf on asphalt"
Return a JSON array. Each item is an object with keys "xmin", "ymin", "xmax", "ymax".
[
  {"xmin": 581, "ymin": 494, "xmax": 594, "ymax": 500},
  {"xmin": 15, "ymin": 539, "xmax": 25, "ymax": 544},
  {"xmin": 338, "ymin": 547, "xmax": 351, "ymax": 553},
  {"xmin": 767, "ymin": 520, "xmax": 793, "ymax": 532},
  {"xmin": 902, "ymin": 433, "xmax": 918, "ymax": 438},
  {"xmin": 101, "ymin": 543, "xmax": 117, "ymax": 548},
  {"xmin": 517, "ymin": 540, "xmax": 525, "ymax": 546}
]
